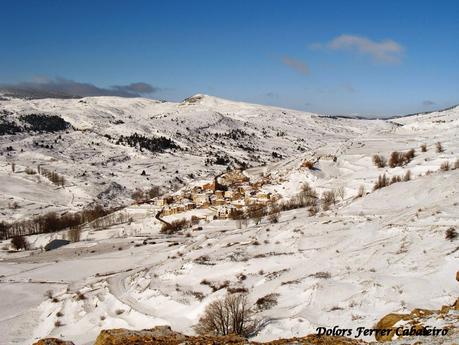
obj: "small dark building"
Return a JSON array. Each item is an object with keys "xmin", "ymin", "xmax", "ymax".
[{"xmin": 44, "ymin": 239, "xmax": 70, "ymax": 251}]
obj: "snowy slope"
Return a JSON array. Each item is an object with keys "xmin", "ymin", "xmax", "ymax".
[{"xmin": 0, "ymin": 96, "xmax": 457, "ymax": 345}]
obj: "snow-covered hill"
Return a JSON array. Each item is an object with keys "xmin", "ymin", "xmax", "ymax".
[
  {"xmin": 0, "ymin": 95, "xmax": 457, "ymax": 345},
  {"xmin": 0, "ymin": 94, "xmax": 390, "ymax": 221}
]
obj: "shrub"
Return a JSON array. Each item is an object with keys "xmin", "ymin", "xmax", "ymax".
[
  {"xmin": 11, "ymin": 235, "xmax": 29, "ymax": 251},
  {"xmin": 255, "ymin": 293, "xmax": 279, "ymax": 311},
  {"xmin": 147, "ymin": 185, "xmax": 161, "ymax": 199},
  {"xmin": 372, "ymin": 155, "xmax": 386, "ymax": 168},
  {"xmin": 436, "ymin": 142, "xmax": 444, "ymax": 153},
  {"xmin": 302, "ymin": 160, "xmax": 314, "ymax": 169},
  {"xmin": 246, "ymin": 203, "xmax": 267, "ymax": 225},
  {"xmin": 388, "ymin": 150, "xmax": 415, "ymax": 168},
  {"xmin": 420, "ymin": 144, "xmax": 427, "ymax": 152},
  {"xmin": 454, "ymin": 159, "xmax": 459, "ymax": 170},
  {"xmin": 321, "ymin": 190, "xmax": 336, "ymax": 210},
  {"xmin": 229, "ymin": 209, "xmax": 246, "ymax": 220},
  {"xmin": 440, "ymin": 161, "xmax": 450, "ymax": 171},
  {"xmin": 445, "ymin": 228, "xmax": 457, "ymax": 241},
  {"xmin": 388, "ymin": 151, "xmax": 402, "ymax": 168},
  {"xmin": 131, "ymin": 189, "xmax": 145, "ymax": 203},
  {"xmin": 160, "ymin": 219, "xmax": 189, "ymax": 234},
  {"xmin": 404, "ymin": 149, "xmax": 415, "ymax": 161},
  {"xmin": 373, "ymin": 174, "xmax": 389, "ymax": 190},
  {"xmin": 194, "ymin": 293, "xmax": 259, "ymax": 337},
  {"xmin": 298, "ymin": 183, "xmax": 318, "ymax": 206},
  {"xmin": 390, "ymin": 175, "xmax": 401, "ymax": 184}
]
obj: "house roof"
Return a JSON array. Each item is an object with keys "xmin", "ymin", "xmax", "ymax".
[{"xmin": 44, "ymin": 239, "xmax": 70, "ymax": 251}]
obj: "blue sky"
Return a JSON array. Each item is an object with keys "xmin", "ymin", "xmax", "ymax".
[{"xmin": 1, "ymin": 0, "xmax": 458, "ymax": 116}]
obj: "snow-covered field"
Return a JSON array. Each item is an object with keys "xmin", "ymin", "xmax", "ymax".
[{"xmin": 0, "ymin": 95, "xmax": 457, "ymax": 344}]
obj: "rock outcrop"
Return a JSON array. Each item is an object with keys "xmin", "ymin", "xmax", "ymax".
[
  {"xmin": 374, "ymin": 298, "xmax": 458, "ymax": 342},
  {"xmin": 92, "ymin": 327, "xmax": 366, "ymax": 345},
  {"xmin": 33, "ymin": 339, "xmax": 75, "ymax": 345}
]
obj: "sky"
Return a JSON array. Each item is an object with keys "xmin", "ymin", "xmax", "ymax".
[{"xmin": 0, "ymin": 0, "xmax": 458, "ymax": 117}]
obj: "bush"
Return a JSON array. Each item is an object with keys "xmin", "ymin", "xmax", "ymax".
[
  {"xmin": 454, "ymin": 159, "xmax": 459, "ymax": 170},
  {"xmin": 229, "ymin": 209, "xmax": 246, "ymax": 220},
  {"xmin": 372, "ymin": 155, "xmax": 386, "ymax": 168},
  {"xmin": 373, "ymin": 174, "xmax": 389, "ymax": 190},
  {"xmin": 388, "ymin": 152, "xmax": 402, "ymax": 168},
  {"xmin": 160, "ymin": 219, "xmax": 190, "ymax": 234},
  {"xmin": 321, "ymin": 190, "xmax": 336, "ymax": 210},
  {"xmin": 11, "ymin": 235, "xmax": 29, "ymax": 251},
  {"xmin": 420, "ymin": 144, "xmax": 427, "ymax": 152},
  {"xmin": 194, "ymin": 293, "xmax": 260, "ymax": 337},
  {"xmin": 440, "ymin": 161, "xmax": 450, "ymax": 171},
  {"xmin": 390, "ymin": 175, "xmax": 401, "ymax": 184},
  {"xmin": 302, "ymin": 160, "xmax": 314, "ymax": 169},
  {"xmin": 246, "ymin": 203, "xmax": 267, "ymax": 225},
  {"xmin": 298, "ymin": 183, "xmax": 318, "ymax": 206},
  {"xmin": 404, "ymin": 149, "xmax": 415, "ymax": 161},
  {"xmin": 255, "ymin": 293, "xmax": 279, "ymax": 311},
  {"xmin": 388, "ymin": 150, "xmax": 415, "ymax": 168},
  {"xmin": 131, "ymin": 189, "xmax": 145, "ymax": 203},
  {"xmin": 445, "ymin": 228, "xmax": 457, "ymax": 241},
  {"xmin": 436, "ymin": 142, "xmax": 444, "ymax": 153}
]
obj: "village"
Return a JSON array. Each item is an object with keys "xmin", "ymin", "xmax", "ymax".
[{"xmin": 153, "ymin": 170, "xmax": 279, "ymax": 220}]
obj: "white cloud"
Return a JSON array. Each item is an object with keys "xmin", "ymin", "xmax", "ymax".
[{"xmin": 311, "ymin": 34, "xmax": 404, "ymax": 63}]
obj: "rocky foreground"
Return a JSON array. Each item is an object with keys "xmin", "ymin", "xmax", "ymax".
[
  {"xmin": 32, "ymin": 295, "xmax": 459, "ymax": 345},
  {"xmin": 33, "ymin": 325, "xmax": 458, "ymax": 345}
]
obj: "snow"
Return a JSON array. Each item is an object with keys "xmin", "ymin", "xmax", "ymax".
[{"xmin": 0, "ymin": 95, "xmax": 458, "ymax": 344}]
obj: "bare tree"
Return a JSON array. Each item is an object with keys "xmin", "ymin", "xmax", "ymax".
[
  {"xmin": 11, "ymin": 235, "xmax": 29, "ymax": 251},
  {"xmin": 67, "ymin": 227, "xmax": 81, "ymax": 242},
  {"xmin": 194, "ymin": 293, "xmax": 260, "ymax": 337}
]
